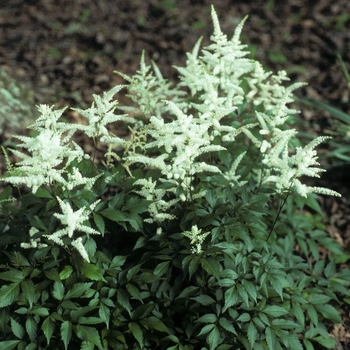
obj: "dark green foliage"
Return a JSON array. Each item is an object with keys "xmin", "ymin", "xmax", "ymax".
[{"xmin": 1, "ymin": 167, "xmax": 350, "ymax": 349}]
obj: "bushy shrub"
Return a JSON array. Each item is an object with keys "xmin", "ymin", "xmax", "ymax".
[{"xmin": 1, "ymin": 6, "xmax": 350, "ymax": 350}]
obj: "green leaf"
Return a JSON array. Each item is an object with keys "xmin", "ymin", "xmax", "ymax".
[
  {"xmin": 123, "ymin": 197, "xmax": 148, "ymax": 214},
  {"xmin": 0, "ymin": 185, "xmax": 13, "ymax": 202},
  {"xmin": 308, "ymin": 294, "xmax": 332, "ymax": 305},
  {"xmin": 271, "ymin": 318, "xmax": 298, "ymax": 329},
  {"xmin": 80, "ymin": 341, "xmax": 95, "ymax": 350},
  {"xmin": 218, "ymin": 317, "xmax": 236, "ymax": 335},
  {"xmin": 201, "ymin": 257, "xmax": 221, "ymax": 280},
  {"xmin": 93, "ymin": 213, "xmax": 105, "ymax": 236},
  {"xmin": 313, "ymin": 335, "xmax": 336, "ymax": 349},
  {"xmin": 306, "ymin": 304, "xmax": 318, "ymax": 326},
  {"xmin": 188, "ymin": 254, "xmax": 200, "ymax": 279},
  {"xmin": 117, "ymin": 290, "xmax": 131, "ymax": 314},
  {"xmin": 242, "ymin": 279, "xmax": 257, "ymax": 303},
  {"xmin": 191, "ymin": 294, "xmax": 216, "ymax": 306},
  {"xmin": 207, "ymin": 326, "xmax": 220, "ymax": 350},
  {"xmin": 78, "ymin": 317, "xmax": 104, "ymax": 325},
  {"xmin": 0, "ymin": 270, "xmax": 24, "ymax": 283},
  {"xmin": 269, "ymin": 278, "xmax": 283, "ymax": 299},
  {"xmin": 126, "ymin": 264, "xmax": 141, "ymax": 281},
  {"xmin": 303, "ymin": 339, "xmax": 315, "ymax": 350},
  {"xmin": 196, "ymin": 313, "xmax": 217, "ymax": 324},
  {"xmin": 15, "ymin": 307, "xmax": 28, "ymax": 315},
  {"xmin": 80, "ymin": 261, "xmax": 105, "ymax": 281},
  {"xmin": 154, "ymin": 261, "xmax": 170, "ymax": 278},
  {"xmin": 263, "ymin": 305, "xmax": 288, "ymax": 317},
  {"xmin": 109, "ymin": 255, "xmax": 126, "ymax": 270},
  {"xmin": 64, "ymin": 282, "xmax": 93, "ymax": 299},
  {"xmin": 140, "ymin": 316, "xmax": 169, "ymax": 333},
  {"xmin": 131, "ymin": 303, "xmax": 155, "ymax": 320},
  {"xmin": 237, "ymin": 313, "xmax": 250, "ymax": 323},
  {"xmin": 126, "ymin": 283, "xmax": 143, "ymax": 302},
  {"xmin": 313, "ymin": 260, "xmax": 325, "ymax": 276},
  {"xmin": 76, "ymin": 325, "xmax": 103, "ymax": 350},
  {"xmin": 205, "ymin": 189, "xmax": 217, "ymax": 208},
  {"xmin": 175, "ymin": 286, "xmax": 199, "ymax": 300},
  {"xmin": 61, "ymin": 321, "xmax": 73, "ymax": 350},
  {"xmin": 223, "ymin": 286, "xmax": 237, "ymax": 312},
  {"xmin": 0, "ymin": 282, "xmax": 20, "ymax": 308},
  {"xmin": 35, "ymin": 187, "xmax": 53, "ymax": 199},
  {"xmin": 99, "ymin": 303, "xmax": 110, "ymax": 327},
  {"xmin": 42, "ymin": 317, "xmax": 55, "ymax": 345},
  {"xmin": 99, "ymin": 208, "xmax": 127, "ymax": 222},
  {"xmin": 315, "ymin": 304, "xmax": 342, "ymax": 323},
  {"xmin": 237, "ymin": 284, "xmax": 249, "ymax": 306},
  {"xmin": 25, "ymin": 315, "xmax": 37, "ymax": 343},
  {"xmin": 265, "ymin": 327, "xmax": 277, "ymax": 350},
  {"xmin": 44, "ymin": 268, "xmax": 61, "ymax": 282},
  {"xmin": 292, "ymin": 303, "xmax": 305, "ymax": 327},
  {"xmin": 84, "ymin": 237, "xmax": 97, "ymax": 260},
  {"xmin": 31, "ymin": 307, "xmax": 49, "ymax": 316},
  {"xmin": 198, "ymin": 324, "xmax": 215, "ymax": 336},
  {"xmin": 126, "ymin": 212, "xmax": 143, "ymax": 231},
  {"xmin": 286, "ymin": 334, "xmax": 303, "ymax": 350},
  {"xmin": 247, "ymin": 321, "xmax": 258, "ymax": 348},
  {"xmin": 108, "ymin": 192, "xmax": 125, "ymax": 209},
  {"xmin": 0, "ymin": 341, "xmax": 21, "ymax": 349},
  {"xmin": 52, "ymin": 281, "xmax": 65, "ymax": 301},
  {"xmin": 11, "ymin": 318, "xmax": 24, "ymax": 339},
  {"xmin": 60, "ymin": 265, "xmax": 73, "ymax": 280},
  {"xmin": 128, "ymin": 322, "xmax": 143, "ymax": 348},
  {"xmin": 70, "ymin": 306, "xmax": 96, "ymax": 322},
  {"xmin": 133, "ymin": 236, "xmax": 147, "ymax": 250},
  {"xmin": 21, "ymin": 280, "xmax": 37, "ymax": 307}
]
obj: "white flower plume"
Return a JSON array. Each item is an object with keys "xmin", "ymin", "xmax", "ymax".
[
  {"xmin": 45, "ymin": 197, "xmax": 101, "ymax": 261},
  {"xmin": 182, "ymin": 225, "xmax": 210, "ymax": 254},
  {"xmin": 72, "ymin": 85, "xmax": 135, "ymax": 139},
  {"xmin": 4, "ymin": 127, "xmax": 84, "ymax": 193}
]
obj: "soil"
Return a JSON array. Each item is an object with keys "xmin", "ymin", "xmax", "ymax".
[{"xmin": 1, "ymin": 0, "xmax": 350, "ymax": 347}]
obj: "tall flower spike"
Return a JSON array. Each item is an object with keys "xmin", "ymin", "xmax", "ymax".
[
  {"xmin": 72, "ymin": 85, "xmax": 134, "ymax": 139},
  {"xmin": 115, "ymin": 51, "xmax": 183, "ymax": 119}
]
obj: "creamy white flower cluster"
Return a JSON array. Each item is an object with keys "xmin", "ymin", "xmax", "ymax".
[
  {"xmin": 44, "ymin": 197, "xmax": 101, "ymax": 262},
  {"xmin": 181, "ymin": 225, "xmax": 210, "ymax": 254},
  {"xmin": 262, "ymin": 134, "xmax": 340, "ymax": 197},
  {"xmin": 115, "ymin": 52, "xmax": 183, "ymax": 120},
  {"xmin": 3, "ymin": 105, "xmax": 87, "ymax": 193},
  {"xmin": 176, "ymin": 11, "xmax": 252, "ymax": 106},
  {"xmin": 123, "ymin": 4, "xmax": 340, "ymax": 218},
  {"xmin": 133, "ymin": 178, "xmax": 179, "ymax": 224},
  {"xmin": 72, "ymin": 85, "xmax": 134, "ymax": 144},
  {"xmin": 126, "ymin": 101, "xmax": 225, "ymax": 222},
  {"xmin": 2, "ymin": 85, "xmax": 132, "ymax": 193},
  {"xmin": 20, "ymin": 227, "xmax": 48, "ymax": 250},
  {"xmin": 20, "ymin": 198, "xmax": 100, "ymax": 261}
]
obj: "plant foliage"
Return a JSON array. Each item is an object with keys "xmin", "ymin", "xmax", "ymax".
[{"xmin": 0, "ymin": 6, "xmax": 349, "ymax": 350}]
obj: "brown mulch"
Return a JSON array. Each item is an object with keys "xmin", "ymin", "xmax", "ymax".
[{"xmin": 1, "ymin": 0, "xmax": 350, "ymax": 347}]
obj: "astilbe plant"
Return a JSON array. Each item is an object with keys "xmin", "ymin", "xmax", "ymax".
[{"xmin": 0, "ymin": 6, "xmax": 350, "ymax": 350}]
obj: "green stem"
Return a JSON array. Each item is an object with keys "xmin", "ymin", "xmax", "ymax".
[{"xmin": 260, "ymin": 190, "xmax": 290, "ymax": 254}]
